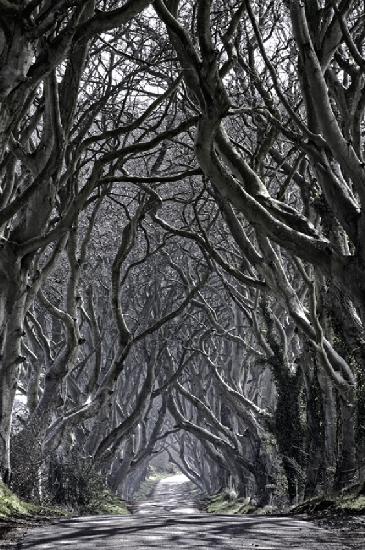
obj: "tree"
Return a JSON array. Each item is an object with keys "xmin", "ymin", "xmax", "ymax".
[{"xmin": 2, "ymin": 0, "xmax": 365, "ymax": 507}]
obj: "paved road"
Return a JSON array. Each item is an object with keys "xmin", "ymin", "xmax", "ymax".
[{"xmin": 20, "ymin": 474, "xmax": 353, "ymax": 549}]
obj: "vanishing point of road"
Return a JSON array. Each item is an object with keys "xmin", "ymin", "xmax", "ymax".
[{"xmin": 19, "ymin": 474, "xmax": 356, "ymax": 549}]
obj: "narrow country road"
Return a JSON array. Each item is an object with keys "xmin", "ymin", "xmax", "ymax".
[{"xmin": 19, "ymin": 474, "xmax": 353, "ymax": 549}]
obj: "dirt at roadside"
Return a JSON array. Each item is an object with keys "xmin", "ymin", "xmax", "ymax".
[
  {"xmin": 3, "ymin": 495, "xmax": 363, "ymax": 549},
  {"xmin": 309, "ymin": 514, "xmax": 365, "ymax": 550},
  {"xmin": 199, "ymin": 491, "xmax": 365, "ymax": 549},
  {"xmin": 0, "ymin": 517, "xmax": 53, "ymax": 549}
]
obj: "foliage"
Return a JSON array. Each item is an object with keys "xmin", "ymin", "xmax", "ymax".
[{"xmin": 45, "ymin": 450, "xmax": 112, "ymax": 510}]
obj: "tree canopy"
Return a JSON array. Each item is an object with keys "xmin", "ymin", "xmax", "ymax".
[{"xmin": 0, "ymin": 0, "xmax": 365, "ymax": 507}]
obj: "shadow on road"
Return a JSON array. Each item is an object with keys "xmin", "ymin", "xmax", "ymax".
[
  {"xmin": 19, "ymin": 475, "xmax": 353, "ymax": 549},
  {"xmin": 20, "ymin": 513, "xmax": 350, "ymax": 549}
]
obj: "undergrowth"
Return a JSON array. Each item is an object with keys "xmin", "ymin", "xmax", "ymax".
[
  {"xmin": 205, "ymin": 491, "xmax": 257, "ymax": 515},
  {"xmin": 0, "ymin": 481, "xmax": 65, "ymax": 519},
  {"xmin": 79, "ymin": 489, "xmax": 129, "ymax": 516},
  {"xmin": 205, "ymin": 487, "xmax": 365, "ymax": 517},
  {"xmin": 292, "ymin": 493, "xmax": 365, "ymax": 516},
  {"xmin": 0, "ymin": 480, "xmax": 129, "ymax": 523}
]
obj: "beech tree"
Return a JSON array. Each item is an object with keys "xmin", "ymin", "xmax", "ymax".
[{"xmin": 1, "ymin": 0, "xmax": 365, "ymax": 508}]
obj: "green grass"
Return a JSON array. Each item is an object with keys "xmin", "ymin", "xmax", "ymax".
[
  {"xmin": 0, "ymin": 481, "xmax": 67, "ymax": 519},
  {"xmin": 337, "ymin": 495, "xmax": 365, "ymax": 513},
  {"xmin": 206, "ymin": 487, "xmax": 365, "ymax": 518},
  {"xmin": 293, "ymin": 493, "xmax": 365, "ymax": 515},
  {"xmin": 0, "ymin": 481, "xmax": 129, "ymax": 520},
  {"xmin": 80, "ymin": 489, "xmax": 129, "ymax": 516},
  {"xmin": 0, "ymin": 481, "xmax": 34, "ymax": 518},
  {"xmin": 206, "ymin": 492, "xmax": 256, "ymax": 515}
]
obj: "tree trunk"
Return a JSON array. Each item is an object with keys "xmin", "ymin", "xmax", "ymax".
[
  {"xmin": 0, "ymin": 281, "xmax": 26, "ymax": 482},
  {"xmin": 304, "ymin": 364, "xmax": 326, "ymax": 499},
  {"xmin": 335, "ymin": 399, "xmax": 357, "ymax": 489}
]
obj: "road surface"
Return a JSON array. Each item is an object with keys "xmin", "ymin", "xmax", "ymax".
[{"xmin": 19, "ymin": 474, "xmax": 355, "ymax": 549}]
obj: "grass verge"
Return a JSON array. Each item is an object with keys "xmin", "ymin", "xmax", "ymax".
[
  {"xmin": 79, "ymin": 489, "xmax": 129, "ymax": 516},
  {"xmin": 0, "ymin": 480, "xmax": 129, "ymax": 519},
  {"xmin": 0, "ymin": 480, "xmax": 130, "ymax": 547},
  {"xmin": 203, "ymin": 491, "xmax": 257, "ymax": 515},
  {"xmin": 204, "ymin": 487, "xmax": 365, "ymax": 518},
  {"xmin": 292, "ymin": 493, "xmax": 365, "ymax": 516},
  {"xmin": 0, "ymin": 481, "xmax": 66, "ymax": 520}
]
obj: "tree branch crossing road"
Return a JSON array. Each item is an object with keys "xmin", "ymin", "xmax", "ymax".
[{"xmin": 20, "ymin": 475, "xmax": 353, "ymax": 549}]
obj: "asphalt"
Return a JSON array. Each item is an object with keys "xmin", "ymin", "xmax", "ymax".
[{"xmin": 19, "ymin": 474, "xmax": 355, "ymax": 549}]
